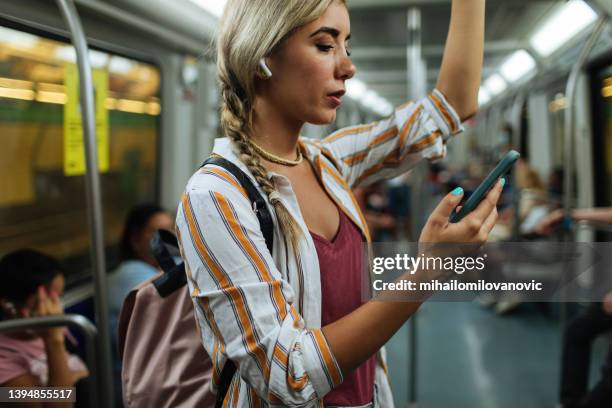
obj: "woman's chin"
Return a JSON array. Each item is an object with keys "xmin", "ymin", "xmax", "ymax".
[{"xmin": 308, "ymin": 111, "xmax": 336, "ymax": 126}]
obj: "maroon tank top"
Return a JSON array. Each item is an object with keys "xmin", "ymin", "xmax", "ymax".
[{"xmin": 310, "ymin": 209, "xmax": 376, "ymax": 406}]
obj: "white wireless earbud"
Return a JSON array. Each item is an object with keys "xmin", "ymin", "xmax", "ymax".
[{"xmin": 259, "ymin": 59, "xmax": 273, "ymax": 79}]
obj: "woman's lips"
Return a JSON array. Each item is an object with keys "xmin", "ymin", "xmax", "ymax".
[{"xmin": 327, "ymin": 95, "xmax": 342, "ymax": 107}]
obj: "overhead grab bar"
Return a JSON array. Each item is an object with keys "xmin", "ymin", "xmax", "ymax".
[
  {"xmin": 0, "ymin": 315, "xmax": 98, "ymax": 408},
  {"xmin": 54, "ymin": 1, "xmax": 114, "ymax": 406}
]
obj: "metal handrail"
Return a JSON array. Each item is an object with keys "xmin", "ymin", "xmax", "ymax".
[
  {"xmin": 0, "ymin": 315, "xmax": 98, "ymax": 408},
  {"xmin": 54, "ymin": 0, "xmax": 114, "ymax": 406},
  {"xmin": 575, "ymin": 220, "xmax": 612, "ymax": 234}
]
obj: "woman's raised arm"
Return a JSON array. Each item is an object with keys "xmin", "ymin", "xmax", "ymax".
[{"xmin": 436, "ymin": 0, "xmax": 486, "ymax": 120}]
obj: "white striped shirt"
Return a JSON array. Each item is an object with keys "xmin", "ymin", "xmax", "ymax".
[{"xmin": 176, "ymin": 89, "xmax": 463, "ymax": 407}]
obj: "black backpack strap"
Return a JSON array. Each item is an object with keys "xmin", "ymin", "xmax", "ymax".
[
  {"xmin": 201, "ymin": 155, "xmax": 275, "ymax": 407},
  {"xmin": 150, "ymin": 229, "xmax": 187, "ymax": 297}
]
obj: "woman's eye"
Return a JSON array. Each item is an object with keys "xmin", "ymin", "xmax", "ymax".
[
  {"xmin": 317, "ymin": 44, "xmax": 334, "ymax": 52},
  {"xmin": 346, "ymin": 47, "xmax": 352, "ymax": 57}
]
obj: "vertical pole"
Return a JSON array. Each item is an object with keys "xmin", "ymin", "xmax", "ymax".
[
  {"xmin": 558, "ymin": 15, "xmax": 608, "ymax": 405},
  {"xmin": 55, "ymin": 1, "xmax": 114, "ymax": 406},
  {"xmin": 407, "ymin": 8, "xmax": 425, "ymax": 407}
]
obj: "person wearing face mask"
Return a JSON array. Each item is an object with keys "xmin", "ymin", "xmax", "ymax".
[
  {"xmin": 176, "ymin": 1, "xmax": 493, "ymax": 406},
  {"xmin": 0, "ymin": 250, "xmax": 89, "ymax": 407},
  {"xmin": 108, "ymin": 204, "xmax": 175, "ymax": 316}
]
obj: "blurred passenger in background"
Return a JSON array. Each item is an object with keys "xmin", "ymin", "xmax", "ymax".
[
  {"xmin": 559, "ymin": 293, "xmax": 612, "ymax": 408},
  {"xmin": 108, "ymin": 204, "xmax": 174, "ymax": 324},
  {"xmin": 511, "ymin": 159, "xmax": 549, "ymax": 236},
  {"xmin": 354, "ymin": 182, "xmax": 396, "ymax": 242},
  {"xmin": 0, "ymin": 250, "xmax": 88, "ymax": 401},
  {"xmin": 537, "ymin": 207, "xmax": 612, "ymax": 236},
  {"xmin": 535, "ymin": 207, "xmax": 612, "ymax": 408},
  {"xmin": 108, "ymin": 204, "xmax": 174, "ymax": 407}
]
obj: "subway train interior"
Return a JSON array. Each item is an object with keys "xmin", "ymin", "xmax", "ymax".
[{"xmin": 1, "ymin": 0, "xmax": 612, "ymax": 407}]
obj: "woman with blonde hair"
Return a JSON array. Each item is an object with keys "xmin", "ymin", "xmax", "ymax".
[{"xmin": 177, "ymin": 0, "xmax": 499, "ymax": 406}]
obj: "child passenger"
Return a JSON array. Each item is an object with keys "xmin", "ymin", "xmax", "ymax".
[{"xmin": 0, "ymin": 250, "xmax": 88, "ymax": 402}]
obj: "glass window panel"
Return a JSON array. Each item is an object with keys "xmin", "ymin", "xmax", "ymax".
[{"xmin": 0, "ymin": 25, "xmax": 161, "ymax": 285}]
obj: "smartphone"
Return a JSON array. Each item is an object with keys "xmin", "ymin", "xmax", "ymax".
[{"xmin": 449, "ymin": 150, "xmax": 520, "ymax": 223}]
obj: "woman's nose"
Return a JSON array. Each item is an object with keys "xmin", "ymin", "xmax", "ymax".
[{"xmin": 337, "ymin": 54, "xmax": 356, "ymax": 80}]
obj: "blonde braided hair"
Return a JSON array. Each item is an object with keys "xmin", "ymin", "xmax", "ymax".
[{"xmin": 217, "ymin": 0, "xmax": 345, "ymax": 253}]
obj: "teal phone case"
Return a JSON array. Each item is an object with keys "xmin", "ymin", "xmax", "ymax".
[{"xmin": 449, "ymin": 150, "xmax": 520, "ymax": 223}]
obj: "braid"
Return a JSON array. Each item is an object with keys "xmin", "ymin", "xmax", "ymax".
[{"xmin": 219, "ymin": 81, "xmax": 303, "ymax": 254}]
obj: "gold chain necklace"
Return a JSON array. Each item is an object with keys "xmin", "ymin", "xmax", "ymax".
[{"xmin": 248, "ymin": 139, "xmax": 303, "ymax": 166}]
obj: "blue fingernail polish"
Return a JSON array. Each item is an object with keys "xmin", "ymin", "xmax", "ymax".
[
  {"xmin": 451, "ymin": 187, "xmax": 463, "ymax": 196},
  {"xmin": 501, "ymin": 178, "xmax": 506, "ymax": 188}
]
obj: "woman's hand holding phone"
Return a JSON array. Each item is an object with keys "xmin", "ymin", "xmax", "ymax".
[{"xmin": 420, "ymin": 178, "xmax": 504, "ymax": 245}]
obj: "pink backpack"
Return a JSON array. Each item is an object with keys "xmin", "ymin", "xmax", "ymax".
[{"xmin": 118, "ymin": 266, "xmax": 215, "ymax": 407}]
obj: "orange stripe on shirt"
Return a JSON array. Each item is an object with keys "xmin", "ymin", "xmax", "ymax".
[
  {"xmin": 324, "ymin": 123, "xmax": 377, "ymax": 143},
  {"xmin": 342, "ymin": 127, "xmax": 398, "ymax": 166},
  {"xmin": 408, "ymin": 130, "xmax": 441, "ymax": 153},
  {"xmin": 429, "ymin": 92, "xmax": 457, "ymax": 133},
  {"xmin": 199, "ymin": 167, "xmax": 249, "ymax": 199},
  {"xmin": 354, "ymin": 126, "xmax": 441, "ymax": 187},
  {"xmin": 289, "ymin": 306, "xmax": 302, "ymax": 329},
  {"xmin": 213, "ymin": 192, "xmax": 288, "ymax": 323},
  {"xmin": 353, "ymin": 148, "xmax": 401, "ymax": 187},
  {"xmin": 318, "ymin": 159, "xmax": 371, "ymax": 242},
  {"xmin": 184, "ymin": 193, "xmax": 270, "ymax": 379},
  {"xmin": 311, "ymin": 329, "xmax": 343, "ymax": 387},
  {"xmin": 231, "ymin": 377, "xmax": 240, "ymax": 407},
  {"xmin": 182, "ymin": 193, "xmax": 232, "ymax": 289},
  {"xmin": 250, "ymin": 387, "xmax": 261, "ymax": 408},
  {"xmin": 198, "ymin": 297, "xmax": 226, "ymax": 354},
  {"xmin": 351, "ymin": 106, "xmax": 422, "ymax": 187},
  {"xmin": 398, "ymin": 105, "xmax": 424, "ymax": 148},
  {"xmin": 225, "ymin": 286, "xmax": 271, "ymax": 380},
  {"xmin": 273, "ymin": 345, "xmax": 310, "ymax": 391}
]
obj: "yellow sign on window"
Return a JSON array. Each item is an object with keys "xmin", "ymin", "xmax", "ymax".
[{"xmin": 63, "ymin": 63, "xmax": 109, "ymax": 176}]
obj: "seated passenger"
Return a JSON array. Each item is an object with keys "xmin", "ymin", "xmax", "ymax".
[
  {"xmin": 108, "ymin": 204, "xmax": 174, "ymax": 333},
  {"xmin": 537, "ymin": 207, "xmax": 612, "ymax": 407},
  {"xmin": 559, "ymin": 293, "xmax": 612, "ymax": 408},
  {"xmin": 0, "ymin": 250, "xmax": 89, "ymax": 399},
  {"xmin": 107, "ymin": 204, "xmax": 173, "ymax": 406}
]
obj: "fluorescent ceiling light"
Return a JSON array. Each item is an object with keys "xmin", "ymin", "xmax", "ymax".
[
  {"xmin": 530, "ymin": 0, "xmax": 597, "ymax": 57},
  {"xmin": 376, "ymin": 101, "xmax": 394, "ymax": 117},
  {"xmin": 361, "ymin": 90, "xmax": 379, "ymax": 108},
  {"xmin": 484, "ymin": 74, "xmax": 507, "ymax": 96},
  {"xmin": 188, "ymin": 0, "xmax": 227, "ymax": 18},
  {"xmin": 55, "ymin": 47, "xmax": 109, "ymax": 69},
  {"xmin": 346, "ymin": 78, "xmax": 393, "ymax": 116},
  {"xmin": 478, "ymin": 87, "xmax": 491, "ymax": 105},
  {"xmin": 109, "ymin": 56, "xmax": 134, "ymax": 74},
  {"xmin": 89, "ymin": 50, "xmax": 109, "ymax": 69},
  {"xmin": 346, "ymin": 78, "xmax": 367, "ymax": 99},
  {"xmin": 0, "ymin": 27, "xmax": 37, "ymax": 48},
  {"xmin": 500, "ymin": 50, "xmax": 536, "ymax": 83},
  {"xmin": 55, "ymin": 46, "xmax": 76, "ymax": 63}
]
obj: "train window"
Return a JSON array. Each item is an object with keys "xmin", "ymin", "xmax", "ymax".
[
  {"xmin": 549, "ymin": 91, "xmax": 566, "ymax": 169},
  {"xmin": 0, "ymin": 25, "xmax": 161, "ymax": 284},
  {"xmin": 593, "ymin": 64, "xmax": 612, "ymax": 208}
]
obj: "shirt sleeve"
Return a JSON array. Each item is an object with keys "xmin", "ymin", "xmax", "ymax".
[
  {"xmin": 321, "ymin": 88, "xmax": 464, "ymax": 188},
  {"xmin": 176, "ymin": 179, "xmax": 343, "ymax": 405}
]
